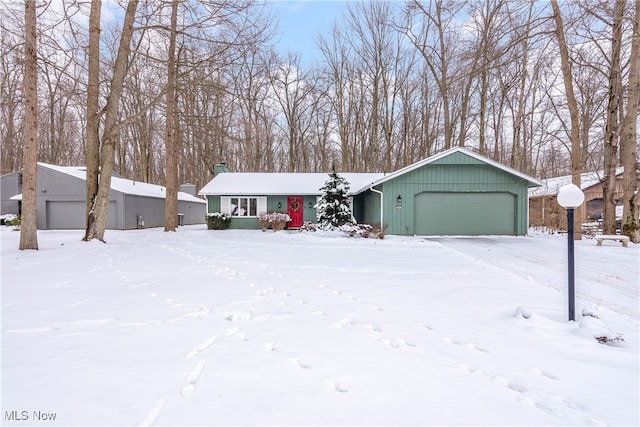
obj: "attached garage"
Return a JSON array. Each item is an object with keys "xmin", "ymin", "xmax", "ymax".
[
  {"xmin": 352, "ymin": 147, "xmax": 541, "ymax": 236},
  {"xmin": 414, "ymin": 192, "xmax": 516, "ymax": 236}
]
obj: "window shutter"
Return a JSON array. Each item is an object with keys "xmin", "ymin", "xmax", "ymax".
[
  {"xmin": 220, "ymin": 196, "xmax": 230, "ymax": 214},
  {"xmin": 257, "ymin": 197, "xmax": 267, "ymax": 214}
]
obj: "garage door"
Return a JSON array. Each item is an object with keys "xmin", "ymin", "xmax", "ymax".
[
  {"xmin": 414, "ymin": 192, "xmax": 516, "ymax": 236},
  {"xmin": 46, "ymin": 201, "xmax": 117, "ymax": 229}
]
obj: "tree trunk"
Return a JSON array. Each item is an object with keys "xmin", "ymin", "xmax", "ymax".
[
  {"xmin": 602, "ymin": 0, "xmax": 625, "ymax": 235},
  {"xmin": 83, "ymin": 0, "xmax": 102, "ymax": 241},
  {"xmin": 85, "ymin": 0, "xmax": 139, "ymax": 242},
  {"xmin": 551, "ymin": 0, "xmax": 583, "ymax": 239},
  {"xmin": 164, "ymin": 0, "xmax": 179, "ymax": 232},
  {"xmin": 621, "ymin": 0, "xmax": 640, "ymax": 243},
  {"xmin": 19, "ymin": 0, "xmax": 38, "ymax": 250}
]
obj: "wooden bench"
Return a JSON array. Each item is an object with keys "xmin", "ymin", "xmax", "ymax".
[{"xmin": 595, "ymin": 234, "xmax": 630, "ymax": 247}]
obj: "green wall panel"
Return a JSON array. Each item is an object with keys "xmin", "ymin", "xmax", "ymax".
[{"xmin": 377, "ymin": 157, "xmax": 530, "ymax": 236}]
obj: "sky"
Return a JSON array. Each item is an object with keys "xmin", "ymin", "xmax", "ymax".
[
  {"xmin": 270, "ymin": 0, "xmax": 350, "ymax": 65},
  {"xmin": 1, "ymin": 225, "xmax": 638, "ymax": 426}
]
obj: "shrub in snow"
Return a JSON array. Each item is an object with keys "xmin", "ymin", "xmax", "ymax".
[
  {"xmin": 206, "ymin": 212, "xmax": 231, "ymax": 230},
  {"xmin": 299, "ymin": 221, "xmax": 318, "ymax": 232},
  {"xmin": 579, "ymin": 314, "xmax": 626, "ymax": 346},
  {"xmin": 339, "ymin": 223, "xmax": 385, "ymax": 239},
  {"xmin": 316, "ymin": 166, "xmax": 354, "ymax": 230},
  {"xmin": 595, "ymin": 335, "xmax": 625, "ymax": 345},
  {"xmin": 258, "ymin": 212, "xmax": 291, "ymax": 232},
  {"xmin": 0, "ymin": 214, "xmax": 20, "ymax": 227}
]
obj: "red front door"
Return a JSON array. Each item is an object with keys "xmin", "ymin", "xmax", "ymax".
[{"xmin": 287, "ymin": 196, "xmax": 303, "ymax": 228}]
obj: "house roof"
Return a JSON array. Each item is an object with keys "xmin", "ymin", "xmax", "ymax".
[
  {"xmin": 38, "ymin": 163, "xmax": 205, "ymax": 203},
  {"xmin": 198, "ymin": 172, "xmax": 385, "ymax": 196},
  {"xmin": 199, "ymin": 147, "xmax": 541, "ymax": 196},
  {"xmin": 528, "ymin": 167, "xmax": 625, "ymax": 197},
  {"xmin": 351, "ymin": 147, "xmax": 541, "ymax": 193}
]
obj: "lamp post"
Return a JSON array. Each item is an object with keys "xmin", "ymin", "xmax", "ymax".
[{"xmin": 557, "ymin": 183, "xmax": 585, "ymax": 321}]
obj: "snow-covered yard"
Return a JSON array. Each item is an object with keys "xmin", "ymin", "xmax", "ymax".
[{"xmin": 1, "ymin": 226, "xmax": 638, "ymax": 426}]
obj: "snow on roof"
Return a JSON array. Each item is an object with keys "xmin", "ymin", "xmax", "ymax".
[
  {"xmin": 353, "ymin": 147, "xmax": 541, "ymax": 193},
  {"xmin": 529, "ymin": 167, "xmax": 624, "ymax": 197},
  {"xmin": 199, "ymin": 148, "xmax": 541, "ymax": 196},
  {"xmin": 38, "ymin": 163, "xmax": 205, "ymax": 203},
  {"xmin": 198, "ymin": 172, "xmax": 385, "ymax": 196}
]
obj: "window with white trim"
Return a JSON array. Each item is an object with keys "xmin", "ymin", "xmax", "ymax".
[{"xmin": 220, "ymin": 196, "xmax": 266, "ymax": 217}]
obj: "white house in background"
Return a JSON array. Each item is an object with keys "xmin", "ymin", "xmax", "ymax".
[{"xmin": 0, "ymin": 163, "xmax": 206, "ymax": 230}]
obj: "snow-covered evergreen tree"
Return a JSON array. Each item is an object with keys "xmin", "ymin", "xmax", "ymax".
[{"xmin": 316, "ymin": 166, "xmax": 354, "ymax": 229}]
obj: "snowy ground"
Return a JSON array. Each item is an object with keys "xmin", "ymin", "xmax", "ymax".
[{"xmin": 1, "ymin": 225, "xmax": 638, "ymax": 426}]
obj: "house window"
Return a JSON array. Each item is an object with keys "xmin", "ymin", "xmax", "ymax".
[{"xmin": 221, "ymin": 196, "xmax": 266, "ymax": 217}]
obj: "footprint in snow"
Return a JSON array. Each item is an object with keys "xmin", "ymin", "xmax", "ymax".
[
  {"xmin": 443, "ymin": 336, "xmax": 489, "ymax": 353},
  {"xmin": 225, "ymin": 327, "xmax": 249, "ymax": 341},
  {"xmin": 137, "ymin": 397, "xmax": 167, "ymax": 427},
  {"xmin": 262, "ymin": 341, "xmax": 277, "ymax": 352},
  {"xmin": 185, "ymin": 335, "xmax": 217, "ymax": 361},
  {"xmin": 416, "ymin": 322, "xmax": 433, "ymax": 330},
  {"xmin": 333, "ymin": 317, "xmax": 357, "ymax": 330},
  {"xmin": 256, "ymin": 287, "xmax": 275, "ymax": 297},
  {"xmin": 320, "ymin": 377, "xmax": 348, "ymax": 393},
  {"xmin": 181, "ymin": 305, "xmax": 210, "ymax": 319},
  {"xmin": 380, "ymin": 337, "xmax": 416, "ymax": 349},
  {"xmin": 181, "ymin": 359, "xmax": 206, "ymax": 397},
  {"xmin": 361, "ymin": 323, "xmax": 383, "ymax": 333},
  {"xmin": 529, "ymin": 368, "xmax": 559, "ymax": 381},
  {"xmin": 287, "ymin": 357, "xmax": 312, "ymax": 369}
]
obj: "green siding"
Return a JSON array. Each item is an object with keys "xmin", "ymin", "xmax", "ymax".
[
  {"xmin": 206, "ymin": 194, "xmax": 318, "ymax": 229},
  {"xmin": 303, "ymin": 196, "xmax": 318, "ymax": 222},
  {"xmin": 228, "ymin": 217, "xmax": 260, "ymax": 229},
  {"xmin": 206, "ymin": 195, "xmax": 220, "ymax": 214}
]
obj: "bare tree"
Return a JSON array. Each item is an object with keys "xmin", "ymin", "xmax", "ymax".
[
  {"xmin": 601, "ymin": 0, "xmax": 625, "ymax": 235},
  {"xmin": 405, "ymin": 0, "xmax": 467, "ymax": 150},
  {"xmin": 620, "ymin": 0, "xmax": 640, "ymax": 242},
  {"xmin": 84, "ymin": 0, "xmax": 140, "ymax": 242},
  {"xmin": 551, "ymin": 0, "xmax": 583, "ymax": 239},
  {"xmin": 83, "ymin": 0, "xmax": 102, "ymax": 241},
  {"xmin": 164, "ymin": 0, "xmax": 179, "ymax": 232},
  {"xmin": 269, "ymin": 53, "xmax": 316, "ymax": 172},
  {"xmin": 19, "ymin": 0, "xmax": 38, "ymax": 250},
  {"xmin": 0, "ymin": 28, "xmax": 24, "ymax": 175},
  {"xmin": 319, "ymin": 25, "xmax": 357, "ymax": 170}
]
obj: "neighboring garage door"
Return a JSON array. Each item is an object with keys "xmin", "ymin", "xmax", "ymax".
[
  {"xmin": 414, "ymin": 192, "xmax": 516, "ymax": 236},
  {"xmin": 46, "ymin": 201, "xmax": 117, "ymax": 229}
]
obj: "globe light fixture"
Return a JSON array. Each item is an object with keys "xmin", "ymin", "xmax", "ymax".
[
  {"xmin": 557, "ymin": 183, "xmax": 585, "ymax": 209},
  {"xmin": 557, "ymin": 183, "xmax": 585, "ymax": 321}
]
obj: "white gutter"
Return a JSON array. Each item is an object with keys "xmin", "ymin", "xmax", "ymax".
[{"xmin": 369, "ymin": 186, "xmax": 383, "ymax": 228}]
